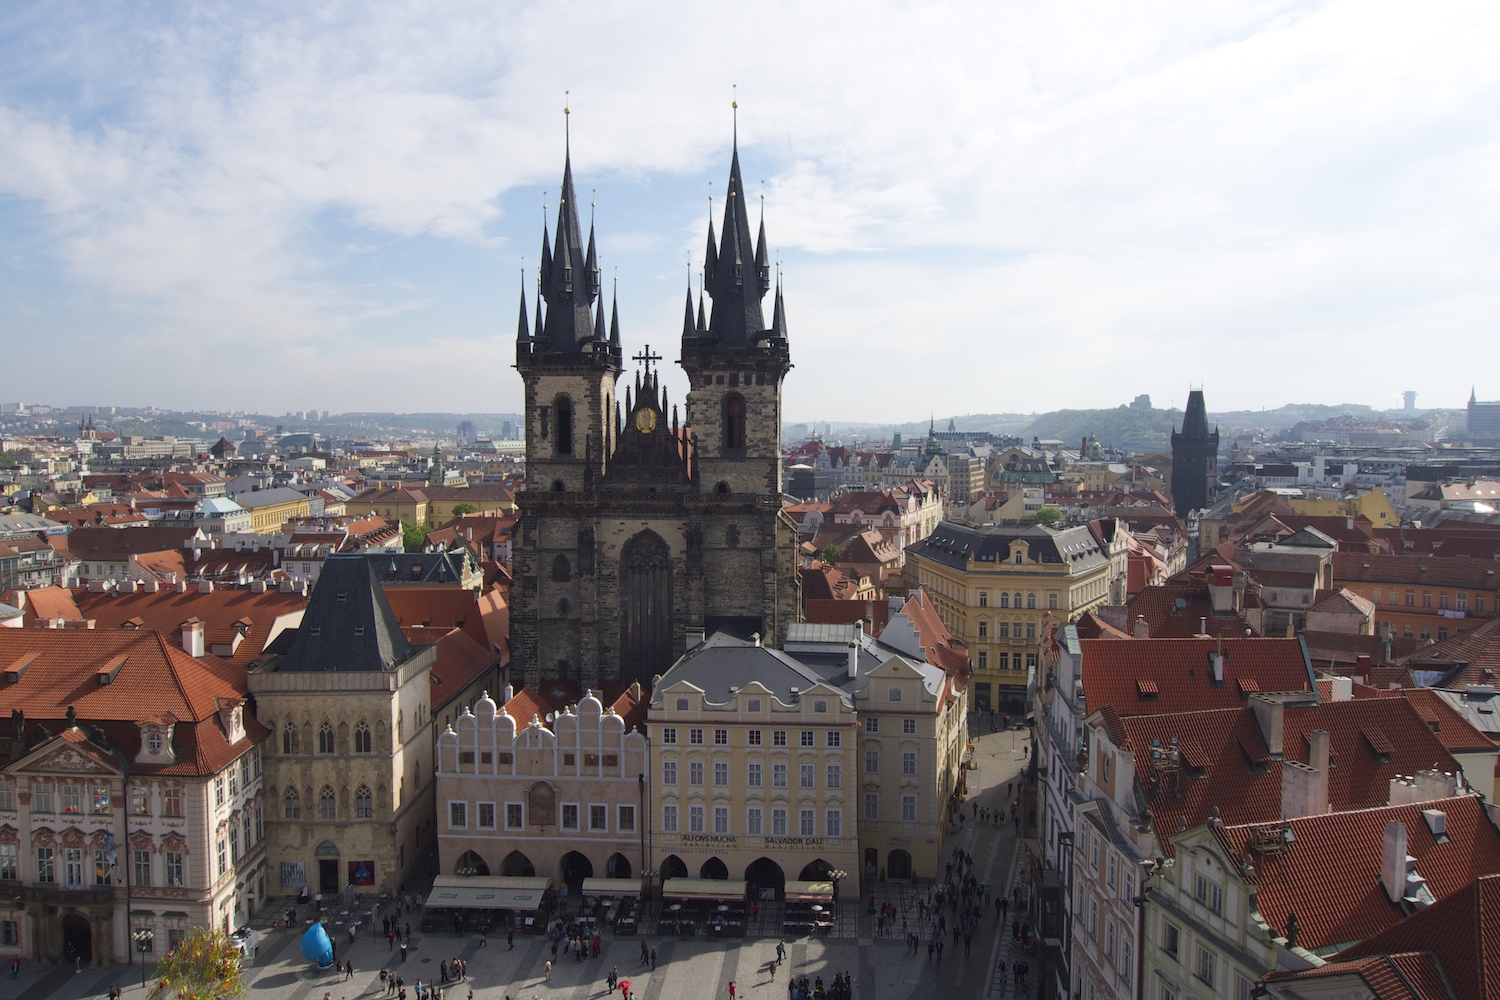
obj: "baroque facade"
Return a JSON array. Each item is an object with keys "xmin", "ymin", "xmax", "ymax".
[{"xmin": 510, "ymin": 134, "xmax": 800, "ymax": 690}]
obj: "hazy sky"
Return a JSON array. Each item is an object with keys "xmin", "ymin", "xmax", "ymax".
[{"xmin": 3, "ymin": 2, "xmax": 1498, "ymax": 422}]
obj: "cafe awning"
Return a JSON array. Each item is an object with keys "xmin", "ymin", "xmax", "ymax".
[
  {"xmin": 581, "ymin": 877, "xmax": 641, "ymax": 898},
  {"xmin": 424, "ymin": 875, "xmax": 550, "ymax": 911},
  {"xmin": 783, "ymin": 880, "xmax": 834, "ymax": 901},
  {"xmin": 661, "ymin": 878, "xmax": 747, "ymax": 901}
]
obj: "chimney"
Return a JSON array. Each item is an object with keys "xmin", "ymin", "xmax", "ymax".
[
  {"xmin": 1209, "ymin": 650, "xmax": 1224, "ymax": 684},
  {"xmin": 10, "ymin": 591, "xmax": 22, "ymax": 610},
  {"xmin": 502, "ymin": 683, "xmax": 514, "ymax": 703},
  {"xmin": 175, "ymin": 580, "xmax": 188, "ymax": 593},
  {"xmin": 1347, "ymin": 514, "xmax": 1355, "ymax": 530},
  {"xmin": 1414, "ymin": 768, "xmax": 1458, "ymax": 801},
  {"xmin": 684, "ymin": 626, "xmax": 706, "ymax": 650},
  {"xmin": 1307, "ymin": 729, "xmax": 1330, "ymax": 813},
  {"xmin": 250, "ymin": 580, "xmax": 266, "ymax": 594},
  {"xmin": 1422, "ymin": 808, "xmax": 1447, "ymax": 839},
  {"xmin": 1251, "ymin": 695, "xmax": 1284, "ymax": 757},
  {"xmin": 180, "ymin": 618, "xmax": 204, "ymax": 658},
  {"xmin": 1356, "ymin": 654, "xmax": 1372, "ymax": 672},
  {"xmin": 1207, "ymin": 564, "xmax": 1237, "ymax": 614},
  {"xmin": 847, "ymin": 641, "xmax": 860, "ymax": 680},
  {"xmin": 751, "ymin": 632, "xmax": 762, "ymax": 648},
  {"xmin": 1281, "ymin": 761, "xmax": 1320, "ymax": 819},
  {"xmin": 1380, "ymin": 820, "xmax": 1410, "ymax": 903},
  {"xmin": 199, "ymin": 580, "xmax": 213, "ymax": 594},
  {"xmin": 1329, "ymin": 676, "xmax": 1353, "ymax": 702},
  {"xmin": 1133, "ymin": 615, "xmax": 1149, "ymax": 639},
  {"xmin": 1199, "ymin": 616, "xmax": 1208, "ymax": 637}
]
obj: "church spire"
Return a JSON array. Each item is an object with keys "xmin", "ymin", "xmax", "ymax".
[
  {"xmin": 681, "ymin": 287, "xmax": 696, "ymax": 343},
  {"xmin": 516, "ymin": 276, "xmax": 531, "ymax": 353},
  {"xmin": 770, "ymin": 281, "xmax": 788, "ymax": 341},
  {"xmin": 609, "ymin": 282, "xmax": 621, "ymax": 353},
  {"xmin": 532, "ymin": 96, "xmax": 601, "ymax": 357},
  {"xmin": 701, "ymin": 99, "xmax": 771, "ymax": 349}
]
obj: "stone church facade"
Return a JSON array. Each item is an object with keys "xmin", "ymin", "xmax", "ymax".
[{"xmin": 511, "ymin": 135, "xmax": 801, "ymax": 690}]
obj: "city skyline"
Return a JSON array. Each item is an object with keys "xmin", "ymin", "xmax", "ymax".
[{"xmin": 3, "ymin": 3, "xmax": 1499, "ymax": 418}]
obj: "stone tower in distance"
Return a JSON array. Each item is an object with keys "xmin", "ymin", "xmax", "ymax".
[{"xmin": 1170, "ymin": 389, "xmax": 1219, "ymax": 517}]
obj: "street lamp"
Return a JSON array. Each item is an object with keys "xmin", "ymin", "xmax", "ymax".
[
  {"xmin": 827, "ymin": 869, "xmax": 848, "ymax": 903},
  {"xmin": 640, "ymin": 868, "xmax": 659, "ymax": 907},
  {"xmin": 132, "ymin": 929, "xmax": 154, "ymax": 989}
]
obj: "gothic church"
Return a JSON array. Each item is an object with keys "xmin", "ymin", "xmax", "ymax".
[{"xmin": 510, "ymin": 130, "xmax": 801, "ymax": 689}]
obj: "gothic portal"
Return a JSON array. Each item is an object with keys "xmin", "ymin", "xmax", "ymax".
[{"xmin": 510, "ymin": 128, "xmax": 802, "ymax": 689}]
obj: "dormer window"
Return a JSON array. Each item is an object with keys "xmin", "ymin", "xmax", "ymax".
[{"xmin": 147, "ymin": 733, "xmax": 162, "ymax": 752}]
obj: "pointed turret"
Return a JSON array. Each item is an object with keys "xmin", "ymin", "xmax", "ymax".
[
  {"xmin": 1180, "ymin": 389, "xmax": 1211, "ymax": 438},
  {"xmin": 609, "ymin": 290, "xmax": 621, "ymax": 353},
  {"xmin": 594, "ymin": 296, "xmax": 606, "ymax": 343},
  {"xmin": 585, "ymin": 223, "xmax": 599, "ymax": 297},
  {"xmin": 703, "ymin": 216, "xmax": 718, "ymax": 291},
  {"xmin": 696, "ymin": 293, "xmax": 708, "ymax": 334},
  {"xmin": 770, "ymin": 282, "xmax": 788, "ymax": 342},
  {"xmin": 515, "ymin": 283, "xmax": 531, "ymax": 355},
  {"xmin": 1171, "ymin": 389, "xmax": 1220, "ymax": 517},
  {"xmin": 755, "ymin": 217, "xmax": 771, "ymax": 296},
  {"xmin": 681, "ymin": 288, "xmax": 697, "ymax": 343}
]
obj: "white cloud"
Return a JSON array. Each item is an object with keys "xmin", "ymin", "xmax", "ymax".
[{"xmin": 0, "ymin": 1, "xmax": 1498, "ymax": 416}]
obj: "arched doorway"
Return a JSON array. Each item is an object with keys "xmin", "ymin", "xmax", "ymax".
[
  {"xmin": 620, "ymin": 531, "xmax": 673, "ymax": 684},
  {"xmin": 745, "ymin": 857, "xmax": 785, "ymax": 900},
  {"xmin": 799, "ymin": 859, "xmax": 833, "ymax": 882},
  {"xmin": 699, "ymin": 857, "xmax": 729, "ymax": 880},
  {"xmin": 500, "ymin": 850, "xmax": 536, "ymax": 877},
  {"xmin": 62, "ymin": 914, "xmax": 92, "ymax": 964},
  {"xmin": 606, "ymin": 853, "xmax": 632, "ymax": 879},
  {"xmin": 561, "ymin": 851, "xmax": 594, "ymax": 893},
  {"xmin": 888, "ymin": 849, "xmax": 912, "ymax": 881},
  {"xmin": 455, "ymin": 850, "xmax": 489, "ymax": 876},
  {"xmin": 662, "ymin": 855, "xmax": 689, "ymax": 880}
]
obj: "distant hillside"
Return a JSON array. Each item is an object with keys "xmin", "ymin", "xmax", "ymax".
[{"xmin": 788, "ymin": 402, "xmax": 1449, "ymax": 452}]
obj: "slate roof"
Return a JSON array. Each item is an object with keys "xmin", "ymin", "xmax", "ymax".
[
  {"xmin": 1333, "ymin": 872, "xmax": 1500, "ymax": 1000},
  {"xmin": 1080, "ymin": 637, "xmax": 1314, "ymax": 717},
  {"xmin": 275, "ymin": 555, "xmax": 415, "ymax": 672},
  {"xmin": 1218, "ymin": 795, "xmax": 1500, "ymax": 954},
  {"xmin": 911, "ymin": 522, "xmax": 1109, "ymax": 573}
]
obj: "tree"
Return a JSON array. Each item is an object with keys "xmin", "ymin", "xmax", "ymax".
[
  {"xmin": 819, "ymin": 544, "xmax": 841, "ymax": 565},
  {"xmin": 451, "ymin": 503, "xmax": 479, "ymax": 516},
  {"xmin": 402, "ymin": 520, "xmax": 430, "ymax": 552},
  {"xmin": 149, "ymin": 927, "xmax": 244, "ymax": 1000},
  {"xmin": 1033, "ymin": 506, "xmax": 1063, "ymax": 527}
]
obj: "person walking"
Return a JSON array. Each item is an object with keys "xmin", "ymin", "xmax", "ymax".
[
  {"xmin": 400, "ymin": 942, "xmax": 408, "ymax": 963},
  {"xmin": 729, "ymin": 981, "xmax": 737, "ymax": 998},
  {"xmin": 650, "ymin": 946, "xmax": 658, "ymax": 970},
  {"xmin": 544, "ymin": 961, "xmax": 552, "ymax": 982},
  {"xmin": 508, "ymin": 927, "xmax": 514, "ymax": 950}
]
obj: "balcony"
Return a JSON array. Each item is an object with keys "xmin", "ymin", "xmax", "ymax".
[{"xmin": 16, "ymin": 883, "xmax": 116, "ymax": 907}]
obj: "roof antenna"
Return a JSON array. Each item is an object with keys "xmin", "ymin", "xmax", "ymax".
[{"xmin": 732, "ymin": 84, "xmax": 738, "ymax": 151}]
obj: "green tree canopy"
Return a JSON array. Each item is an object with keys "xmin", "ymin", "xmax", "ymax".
[
  {"xmin": 820, "ymin": 543, "xmax": 841, "ymax": 565},
  {"xmin": 450, "ymin": 503, "xmax": 479, "ymax": 516},
  {"xmin": 402, "ymin": 520, "xmax": 430, "ymax": 552},
  {"xmin": 1033, "ymin": 506, "xmax": 1063, "ymax": 527}
]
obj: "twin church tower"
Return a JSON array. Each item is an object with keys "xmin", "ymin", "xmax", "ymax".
[{"xmin": 510, "ymin": 119, "xmax": 801, "ymax": 690}]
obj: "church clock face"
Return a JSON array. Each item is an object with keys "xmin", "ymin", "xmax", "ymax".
[{"xmin": 634, "ymin": 407, "xmax": 659, "ymax": 434}]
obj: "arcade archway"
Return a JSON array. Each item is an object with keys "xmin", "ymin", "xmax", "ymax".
[
  {"xmin": 699, "ymin": 857, "xmax": 729, "ymax": 880},
  {"xmin": 500, "ymin": 850, "xmax": 536, "ymax": 877}
]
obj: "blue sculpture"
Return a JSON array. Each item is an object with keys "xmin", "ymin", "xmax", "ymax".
[{"xmin": 300, "ymin": 922, "xmax": 334, "ymax": 967}]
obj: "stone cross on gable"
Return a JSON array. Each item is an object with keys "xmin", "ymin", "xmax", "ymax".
[{"xmin": 632, "ymin": 344, "xmax": 662, "ymax": 376}]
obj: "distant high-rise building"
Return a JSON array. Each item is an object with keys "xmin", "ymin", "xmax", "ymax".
[
  {"xmin": 1467, "ymin": 387, "xmax": 1500, "ymax": 438},
  {"xmin": 1402, "ymin": 390, "xmax": 1417, "ymax": 411},
  {"xmin": 1130, "ymin": 393, "xmax": 1152, "ymax": 409},
  {"xmin": 501, "ymin": 420, "xmax": 515, "ymax": 440},
  {"xmin": 456, "ymin": 420, "xmax": 476, "ymax": 443},
  {"xmin": 1170, "ymin": 389, "xmax": 1219, "ymax": 516}
]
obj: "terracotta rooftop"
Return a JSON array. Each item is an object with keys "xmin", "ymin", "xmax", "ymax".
[
  {"xmin": 1218, "ymin": 795, "xmax": 1500, "ymax": 954},
  {"xmin": 1119, "ymin": 697, "xmax": 1466, "ymax": 847},
  {"xmin": 1267, "ymin": 952, "xmax": 1454, "ymax": 1000},
  {"xmin": 1081, "ymin": 637, "xmax": 1314, "ymax": 717},
  {"xmin": 1333, "ymin": 872, "xmax": 1500, "ymax": 1000},
  {"xmin": 401, "ymin": 625, "xmax": 500, "ymax": 712},
  {"xmin": 1393, "ymin": 616, "xmax": 1500, "ymax": 690},
  {"xmin": 76, "ymin": 587, "xmax": 307, "ymax": 667}
]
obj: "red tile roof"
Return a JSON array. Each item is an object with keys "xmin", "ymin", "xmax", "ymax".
[
  {"xmin": 75, "ymin": 587, "xmax": 307, "ymax": 668},
  {"xmin": 1081, "ymin": 637, "xmax": 1313, "ymax": 717},
  {"xmin": 1393, "ymin": 616, "xmax": 1500, "ymax": 690},
  {"xmin": 804, "ymin": 599, "xmax": 892, "ymax": 634},
  {"xmin": 5, "ymin": 586, "xmax": 83, "ymax": 624},
  {"xmin": 1218, "ymin": 795, "xmax": 1500, "ymax": 953},
  {"xmin": 401, "ymin": 625, "xmax": 499, "ymax": 713},
  {"xmin": 1267, "ymin": 952, "xmax": 1453, "ymax": 1000},
  {"xmin": 892, "ymin": 587, "xmax": 970, "ymax": 681},
  {"xmin": 1119, "ymin": 698, "xmax": 1466, "ymax": 847},
  {"xmin": 0, "ymin": 629, "xmax": 262, "ymax": 776},
  {"xmin": 1335, "ymin": 872, "xmax": 1500, "ymax": 1000}
]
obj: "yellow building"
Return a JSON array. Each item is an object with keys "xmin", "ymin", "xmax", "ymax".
[
  {"xmin": 236, "ymin": 487, "xmax": 314, "ymax": 534},
  {"xmin": 906, "ymin": 522, "xmax": 1114, "ymax": 713},
  {"xmin": 346, "ymin": 485, "xmax": 516, "ymax": 528},
  {"xmin": 649, "ymin": 634, "xmax": 861, "ymax": 896},
  {"xmin": 1285, "ymin": 486, "xmax": 1398, "ymax": 527}
]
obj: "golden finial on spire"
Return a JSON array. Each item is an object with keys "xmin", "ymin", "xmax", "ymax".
[{"xmin": 732, "ymin": 84, "xmax": 739, "ymax": 149}]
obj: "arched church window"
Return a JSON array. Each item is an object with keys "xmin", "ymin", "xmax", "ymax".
[
  {"xmin": 555, "ymin": 396, "xmax": 574, "ymax": 455},
  {"xmin": 355, "ymin": 785, "xmax": 373, "ymax": 819},
  {"xmin": 318, "ymin": 722, "xmax": 335, "ymax": 754},
  {"xmin": 551, "ymin": 554, "xmax": 571, "ymax": 582},
  {"xmin": 353, "ymin": 721, "xmax": 371, "ymax": 754},
  {"xmin": 723, "ymin": 394, "xmax": 746, "ymax": 450},
  {"xmin": 318, "ymin": 786, "xmax": 336, "ymax": 820},
  {"xmin": 283, "ymin": 787, "xmax": 300, "ymax": 819},
  {"xmin": 282, "ymin": 723, "xmax": 299, "ymax": 755},
  {"xmin": 557, "ymin": 598, "xmax": 571, "ymax": 616},
  {"xmin": 620, "ymin": 531, "xmax": 674, "ymax": 685},
  {"xmin": 715, "ymin": 481, "xmax": 731, "ymax": 495},
  {"xmin": 552, "ymin": 480, "xmax": 566, "ymax": 492}
]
